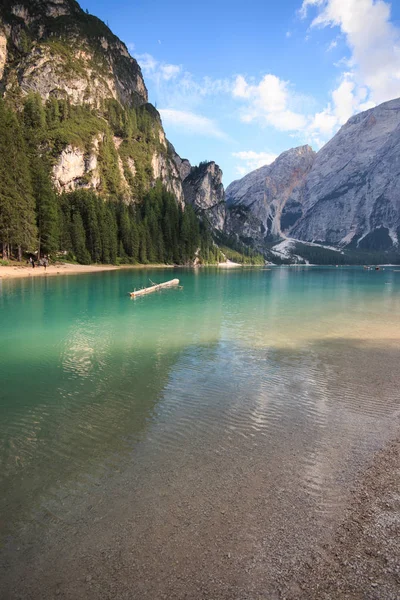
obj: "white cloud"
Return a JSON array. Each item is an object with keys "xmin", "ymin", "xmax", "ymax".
[
  {"xmin": 232, "ymin": 74, "xmax": 308, "ymax": 132},
  {"xmin": 231, "ymin": 69, "xmax": 377, "ymax": 147},
  {"xmin": 232, "ymin": 75, "xmax": 250, "ymax": 99},
  {"xmin": 230, "ymin": 0, "xmax": 400, "ymax": 146},
  {"xmin": 159, "ymin": 109, "xmax": 227, "ymax": 139},
  {"xmin": 136, "ymin": 53, "xmax": 181, "ymax": 82},
  {"xmin": 136, "ymin": 53, "xmax": 158, "ymax": 73},
  {"xmin": 127, "ymin": 42, "xmax": 135, "ymax": 52},
  {"xmin": 160, "ymin": 64, "xmax": 181, "ymax": 81},
  {"xmin": 301, "ymin": 0, "xmax": 400, "ymax": 105},
  {"xmin": 233, "ymin": 151, "xmax": 278, "ymax": 176},
  {"xmin": 136, "ymin": 53, "xmax": 231, "ymax": 110},
  {"xmin": 308, "ymin": 72, "xmax": 374, "ymax": 142},
  {"xmin": 286, "ymin": 31, "xmax": 292, "ymax": 38},
  {"xmin": 326, "ymin": 38, "xmax": 337, "ymax": 51},
  {"xmin": 299, "ymin": 0, "xmax": 323, "ymax": 19}
]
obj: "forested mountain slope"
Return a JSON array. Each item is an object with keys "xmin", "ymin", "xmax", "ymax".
[{"xmin": 0, "ymin": 0, "xmax": 231, "ymax": 265}]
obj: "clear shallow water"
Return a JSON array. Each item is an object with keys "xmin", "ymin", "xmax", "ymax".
[{"xmin": 1, "ymin": 267, "xmax": 400, "ymax": 597}]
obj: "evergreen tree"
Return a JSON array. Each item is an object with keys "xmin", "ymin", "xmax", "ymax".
[
  {"xmin": 98, "ymin": 132, "xmax": 121, "ymax": 195},
  {"xmin": 71, "ymin": 211, "xmax": 90, "ymax": 264},
  {"xmin": 31, "ymin": 157, "xmax": 60, "ymax": 257},
  {"xmin": 23, "ymin": 92, "xmax": 46, "ymax": 133},
  {"xmin": 46, "ymin": 98, "xmax": 61, "ymax": 128},
  {"xmin": 0, "ymin": 100, "xmax": 37, "ymax": 259}
]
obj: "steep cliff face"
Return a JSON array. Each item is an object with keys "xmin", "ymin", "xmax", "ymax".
[
  {"xmin": 182, "ymin": 162, "xmax": 226, "ymax": 231},
  {"xmin": 0, "ymin": 0, "xmax": 233, "ymax": 266},
  {"xmin": 52, "ymin": 137, "xmax": 101, "ymax": 192},
  {"xmin": 226, "ymin": 99, "xmax": 400, "ymax": 256},
  {"xmin": 168, "ymin": 142, "xmax": 192, "ymax": 181},
  {"xmin": 0, "ymin": 0, "xmax": 208, "ymax": 207},
  {"xmin": 291, "ymin": 99, "xmax": 400, "ymax": 250},
  {"xmin": 226, "ymin": 146, "xmax": 316, "ymax": 242},
  {"xmin": 151, "ymin": 151, "xmax": 185, "ymax": 206},
  {"xmin": 0, "ymin": 0, "xmax": 147, "ymax": 107}
]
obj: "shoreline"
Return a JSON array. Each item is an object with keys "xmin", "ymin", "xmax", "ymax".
[
  {"xmin": 1, "ymin": 262, "xmax": 398, "ymax": 281},
  {"xmin": 0, "ymin": 263, "xmax": 175, "ymax": 280},
  {"xmin": 0, "ymin": 262, "xmax": 266, "ymax": 280},
  {"xmin": 290, "ymin": 434, "xmax": 400, "ymax": 599}
]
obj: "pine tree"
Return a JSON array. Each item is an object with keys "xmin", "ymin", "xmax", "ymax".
[
  {"xmin": 118, "ymin": 204, "xmax": 133, "ymax": 256},
  {"xmin": 130, "ymin": 218, "xmax": 140, "ymax": 262},
  {"xmin": 23, "ymin": 93, "xmax": 46, "ymax": 133},
  {"xmin": 31, "ymin": 157, "xmax": 60, "ymax": 257},
  {"xmin": 98, "ymin": 132, "xmax": 121, "ymax": 195},
  {"xmin": 0, "ymin": 100, "xmax": 37, "ymax": 259},
  {"xmin": 71, "ymin": 211, "xmax": 90, "ymax": 264}
]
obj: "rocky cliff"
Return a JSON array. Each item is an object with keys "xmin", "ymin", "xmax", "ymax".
[
  {"xmin": 291, "ymin": 99, "xmax": 400, "ymax": 251},
  {"xmin": 0, "ymin": 0, "xmax": 147, "ymax": 107},
  {"xmin": 0, "ymin": 0, "xmax": 225, "ymax": 212},
  {"xmin": 182, "ymin": 162, "xmax": 226, "ymax": 231},
  {"xmin": 226, "ymin": 99, "xmax": 400, "ymax": 258},
  {"xmin": 226, "ymin": 145, "xmax": 316, "ymax": 244}
]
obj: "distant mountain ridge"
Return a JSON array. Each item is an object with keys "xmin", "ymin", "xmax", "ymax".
[
  {"xmin": 225, "ymin": 98, "xmax": 400, "ymax": 261},
  {"xmin": 226, "ymin": 145, "xmax": 315, "ymax": 241},
  {"xmin": 291, "ymin": 99, "xmax": 400, "ymax": 252}
]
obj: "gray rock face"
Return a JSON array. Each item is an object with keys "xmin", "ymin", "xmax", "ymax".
[
  {"xmin": 168, "ymin": 142, "xmax": 192, "ymax": 182},
  {"xmin": 151, "ymin": 151, "xmax": 186, "ymax": 206},
  {"xmin": 0, "ymin": 0, "xmax": 230, "ymax": 228},
  {"xmin": 291, "ymin": 99, "xmax": 400, "ymax": 249},
  {"xmin": 226, "ymin": 145, "xmax": 316, "ymax": 240},
  {"xmin": 52, "ymin": 142, "xmax": 100, "ymax": 192},
  {"xmin": 182, "ymin": 162, "xmax": 226, "ymax": 231},
  {"xmin": 0, "ymin": 0, "xmax": 148, "ymax": 107},
  {"xmin": 227, "ymin": 99, "xmax": 400, "ymax": 253}
]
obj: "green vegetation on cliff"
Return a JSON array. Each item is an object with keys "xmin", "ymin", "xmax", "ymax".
[
  {"xmin": 0, "ymin": 0, "xmax": 147, "ymax": 107},
  {"xmin": 0, "ymin": 94, "xmax": 220, "ymax": 265},
  {"xmin": 0, "ymin": 100, "xmax": 37, "ymax": 259}
]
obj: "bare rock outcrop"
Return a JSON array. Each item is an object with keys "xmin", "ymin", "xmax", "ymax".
[
  {"xmin": 226, "ymin": 146, "xmax": 316, "ymax": 241},
  {"xmin": 151, "ymin": 151, "xmax": 185, "ymax": 206},
  {"xmin": 0, "ymin": 30, "xmax": 7, "ymax": 79},
  {"xmin": 168, "ymin": 142, "xmax": 192, "ymax": 181},
  {"xmin": 182, "ymin": 162, "xmax": 226, "ymax": 231},
  {"xmin": 0, "ymin": 0, "xmax": 148, "ymax": 108},
  {"xmin": 52, "ymin": 135, "xmax": 102, "ymax": 192},
  {"xmin": 291, "ymin": 98, "xmax": 400, "ymax": 250},
  {"xmin": 226, "ymin": 99, "xmax": 400, "ymax": 254}
]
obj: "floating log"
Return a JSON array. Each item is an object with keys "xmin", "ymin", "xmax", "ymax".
[{"xmin": 129, "ymin": 278, "xmax": 180, "ymax": 298}]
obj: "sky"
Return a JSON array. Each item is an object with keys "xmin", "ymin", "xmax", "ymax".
[{"xmin": 83, "ymin": 0, "xmax": 400, "ymax": 185}]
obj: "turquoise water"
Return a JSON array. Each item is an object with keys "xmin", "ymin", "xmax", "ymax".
[{"xmin": 1, "ymin": 267, "xmax": 400, "ymax": 596}]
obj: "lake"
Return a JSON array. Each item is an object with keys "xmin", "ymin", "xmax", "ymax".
[{"xmin": 1, "ymin": 266, "xmax": 400, "ymax": 598}]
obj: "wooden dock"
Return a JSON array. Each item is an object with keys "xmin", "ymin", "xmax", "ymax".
[{"xmin": 129, "ymin": 278, "xmax": 180, "ymax": 298}]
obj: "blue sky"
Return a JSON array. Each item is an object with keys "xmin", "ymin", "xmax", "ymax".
[{"xmin": 83, "ymin": 0, "xmax": 400, "ymax": 185}]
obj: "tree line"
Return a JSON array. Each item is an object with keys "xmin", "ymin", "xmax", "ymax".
[
  {"xmin": 59, "ymin": 185, "xmax": 221, "ymax": 265},
  {"xmin": 0, "ymin": 96, "xmax": 222, "ymax": 265}
]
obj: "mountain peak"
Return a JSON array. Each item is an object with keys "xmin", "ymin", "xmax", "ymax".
[{"xmin": 0, "ymin": 0, "xmax": 148, "ymax": 107}]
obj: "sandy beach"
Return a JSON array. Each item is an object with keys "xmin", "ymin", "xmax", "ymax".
[
  {"xmin": 0, "ymin": 262, "xmax": 259, "ymax": 279},
  {"xmin": 218, "ymin": 260, "xmax": 243, "ymax": 268},
  {"xmin": 0, "ymin": 263, "xmax": 174, "ymax": 280}
]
